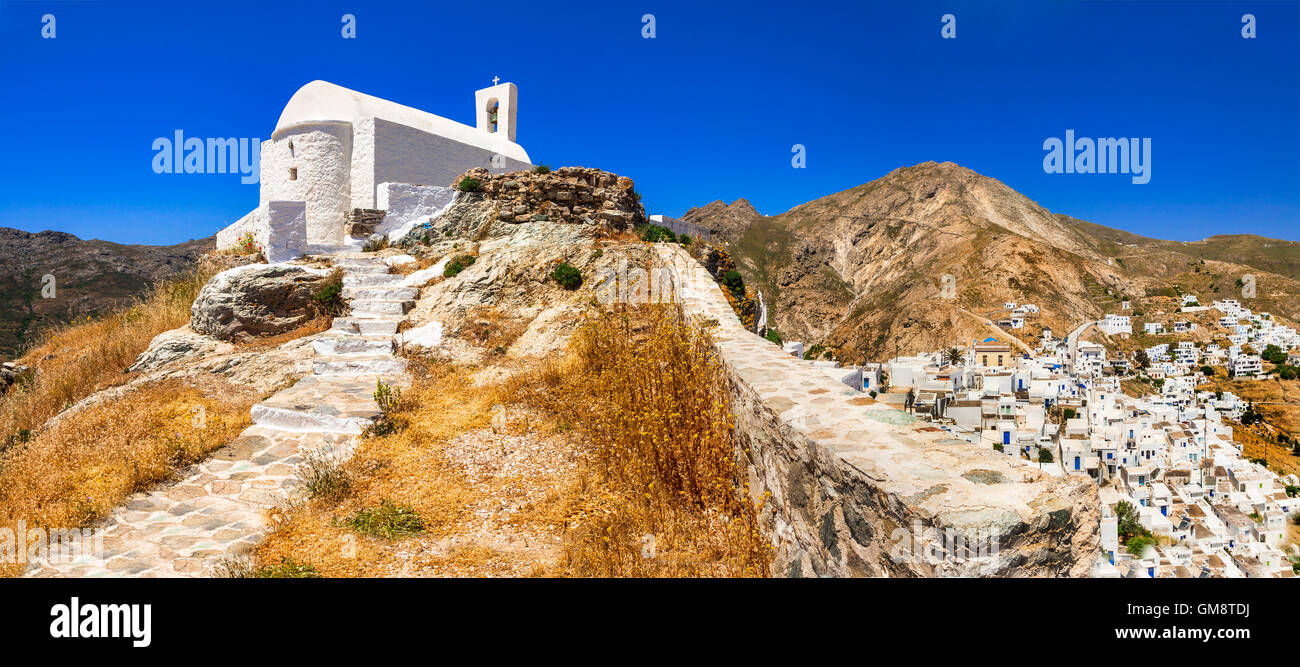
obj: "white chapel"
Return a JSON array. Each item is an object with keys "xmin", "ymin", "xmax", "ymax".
[{"xmin": 217, "ymin": 80, "xmax": 532, "ymax": 260}]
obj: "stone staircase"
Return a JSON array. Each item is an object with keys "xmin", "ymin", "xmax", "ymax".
[{"xmin": 23, "ymin": 252, "xmax": 417, "ymax": 578}]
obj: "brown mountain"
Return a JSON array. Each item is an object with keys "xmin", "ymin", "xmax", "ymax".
[
  {"xmin": 682, "ymin": 161, "xmax": 1300, "ymax": 362},
  {"xmin": 0, "ymin": 228, "xmax": 212, "ymax": 358}
]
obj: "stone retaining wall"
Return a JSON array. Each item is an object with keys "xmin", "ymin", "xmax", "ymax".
[{"xmin": 655, "ymin": 245, "xmax": 1100, "ymax": 577}]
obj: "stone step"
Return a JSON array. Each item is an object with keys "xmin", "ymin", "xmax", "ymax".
[
  {"xmin": 344, "ymin": 273, "xmax": 407, "ymax": 288},
  {"xmin": 343, "ymin": 286, "xmax": 419, "ymax": 301},
  {"xmin": 334, "ymin": 261, "xmax": 388, "ymax": 272},
  {"xmin": 331, "ymin": 317, "xmax": 400, "ymax": 336},
  {"xmin": 350, "ymin": 299, "xmax": 413, "ymax": 316},
  {"xmin": 341, "ymin": 264, "xmax": 392, "ymax": 275},
  {"xmin": 313, "ymin": 355, "xmax": 407, "ymax": 377},
  {"xmin": 312, "ymin": 335, "xmax": 396, "ymax": 357},
  {"xmin": 250, "ymin": 375, "xmax": 384, "ymax": 434}
]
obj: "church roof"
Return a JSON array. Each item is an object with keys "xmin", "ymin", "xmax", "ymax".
[{"xmin": 274, "ymin": 80, "xmax": 530, "ymax": 164}]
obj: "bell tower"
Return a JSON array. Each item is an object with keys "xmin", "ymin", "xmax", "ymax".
[{"xmin": 475, "ymin": 79, "xmax": 518, "ymax": 142}]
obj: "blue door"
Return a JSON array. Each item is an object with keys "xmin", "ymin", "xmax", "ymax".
[
  {"xmin": 1003, "ymin": 431, "xmax": 1011, "ymax": 445},
  {"xmin": 1074, "ymin": 456, "xmax": 1080, "ymax": 470}
]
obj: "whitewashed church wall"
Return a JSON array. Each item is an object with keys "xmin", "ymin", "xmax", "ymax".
[
  {"xmin": 266, "ymin": 121, "xmax": 353, "ymax": 245},
  {"xmin": 216, "ymin": 206, "xmax": 267, "ymax": 252},
  {"xmin": 370, "ymin": 118, "xmax": 530, "ymax": 200},
  {"xmin": 649, "ymin": 214, "xmax": 713, "ymax": 241},
  {"xmin": 374, "ymin": 183, "xmax": 457, "ymax": 241},
  {"xmin": 350, "ymin": 117, "xmax": 377, "ymax": 210},
  {"xmin": 264, "ymin": 201, "xmax": 308, "ymax": 262}
]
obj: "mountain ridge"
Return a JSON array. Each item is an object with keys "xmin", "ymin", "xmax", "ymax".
[
  {"xmin": 681, "ymin": 162, "xmax": 1300, "ymax": 362},
  {"xmin": 0, "ymin": 227, "xmax": 213, "ymax": 357}
]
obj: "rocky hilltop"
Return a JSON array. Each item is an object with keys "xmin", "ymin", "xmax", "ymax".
[
  {"xmin": 683, "ymin": 161, "xmax": 1300, "ymax": 361},
  {"xmin": 0, "ymin": 227, "xmax": 212, "ymax": 357}
]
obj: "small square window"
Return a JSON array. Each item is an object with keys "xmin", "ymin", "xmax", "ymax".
[{"xmin": 289, "ymin": 168, "xmax": 298, "ymax": 181}]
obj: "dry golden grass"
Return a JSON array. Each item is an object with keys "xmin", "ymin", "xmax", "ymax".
[
  {"xmin": 0, "ymin": 268, "xmax": 213, "ymax": 443},
  {"xmin": 522, "ymin": 303, "xmax": 772, "ymax": 577},
  {"xmin": 253, "ymin": 363, "xmax": 507, "ymax": 576},
  {"xmin": 461, "ymin": 306, "xmax": 529, "ymax": 352},
  {"xmin": 1233, "ymin": 422, "xmax": 1300, "ymax": 480},
  {"xmin": 0, "ymin": 379, "xmax": 253, "ymax": 577},
  {"xmin": 1215, "ymin": 377, "xmax": 1300, "ymax": 436},
  {"xmin": 254, "ymin": 303, "xmax": 770, "ymax": 578}
]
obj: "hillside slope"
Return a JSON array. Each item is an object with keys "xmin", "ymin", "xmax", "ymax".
[
  {"xmin": 0, "ymin": 228, "xmax": 212, "ymax": 357},
  {"xmin": 682, "ymin": 162, "xmax": 1300, "ymax": 362}
]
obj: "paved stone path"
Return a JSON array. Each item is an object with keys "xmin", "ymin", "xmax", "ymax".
[{"xmin": 24, "ymin": 253, "xmax": 415, "ymax": 577}]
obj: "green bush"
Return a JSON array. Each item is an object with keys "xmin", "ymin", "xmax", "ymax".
[
  {"xmin": 312, "ymin": 270, "xmax": 346, "ymax": 316},
  {"xmin": 456, "ymin": 177, "xmax": 483, "ymax": 193},
  {"xmin": 1126, "ymin": 534, "xmax": 1157, "ymax": 557},
  {"xmin": 443, "ymin": 254, "xmax": 477, "ymax": 277},
  {"xmin": 533, "ymin": 164, "xmax": 551, "ymax": 174},
  {"xmin": 344, "ymin": 500, "xmax": 425, "ymax": 539},
  {"xmin": 635, "ymin": 224, "xmax": 677, "ymax": 244},
  {"xmin": 803, "ymin": 344, "xmax": 827, "ymax": 361},
  {"xmin": 721, "ymin": 270, "xmax": 745, "ymax": 298},
  {"xmin": 551, "ymin": 262, "xmax": 582, "ymax": 290},
  {"xmin": 677, "ymin": 234, "xmax": 692, "ymax": 246},
  {"xmin": 256, "ymin": 557, "xmax": 322, "ymax": 578},
  {"xmin": 764, "ymin": 328, "xmax": 782, "ymax": 345},
  {"xmin": 1038, "ymin": 448, "xmax": 1054, "ymax": 463},
  {"xmin": 368, "ymin": 380, "xmax": 404, "ymax": 436}
]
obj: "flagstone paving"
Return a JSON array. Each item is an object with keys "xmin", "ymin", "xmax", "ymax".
[{"xmin": 24, "ymin": 252, "xmax": 415, "ymax": 578}]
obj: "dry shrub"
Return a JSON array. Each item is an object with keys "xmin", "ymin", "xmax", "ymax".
[
  {"xmin": 461, "ymin": 306, "xmax": 529, "ymax": 353},
  {"xmin": 524, "ymin": 303, "xmax": 771, "ymax": 577},
  {"xmin": 0, "ymin": 268, "xmax": 214, "ymax": 444},
  {"xmin": 0, "ymin": 378, "xmax": 253, "ymax": 532}
]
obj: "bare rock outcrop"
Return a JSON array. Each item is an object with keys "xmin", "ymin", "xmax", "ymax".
[
  {"xmin": 0, "ymin": 361, "xmax": 31, "ymax": 394},
  {"xmin": 190, "ymin": 264, "xmax": 334, "ymax": 342},
  {"xmin": 451, "ymin": 166, "xmax": 646, "ymax": 229}
]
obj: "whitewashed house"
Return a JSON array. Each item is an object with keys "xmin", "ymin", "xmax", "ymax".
[{"xmin": 1100, "ymin": 314, "xmax": 1131, "ymax": 336}]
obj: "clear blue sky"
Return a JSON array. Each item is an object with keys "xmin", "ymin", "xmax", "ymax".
[{"xmin": 0, "ymin": 0, "xmax": 1297, "ymax": 245}]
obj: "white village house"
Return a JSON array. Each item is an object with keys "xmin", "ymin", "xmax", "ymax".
[{"xmin": 217, "ymin": 80, "xmax": 532, "ymax": 260}]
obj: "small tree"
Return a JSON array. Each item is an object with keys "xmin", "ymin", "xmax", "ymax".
[
  {"xmin": 721, "ymin": 270, "xmax": 745, "ymax": 298},
  {"xmin": 1114, "ymin": 500, "xmax": 1143, "ymax": 540}
]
